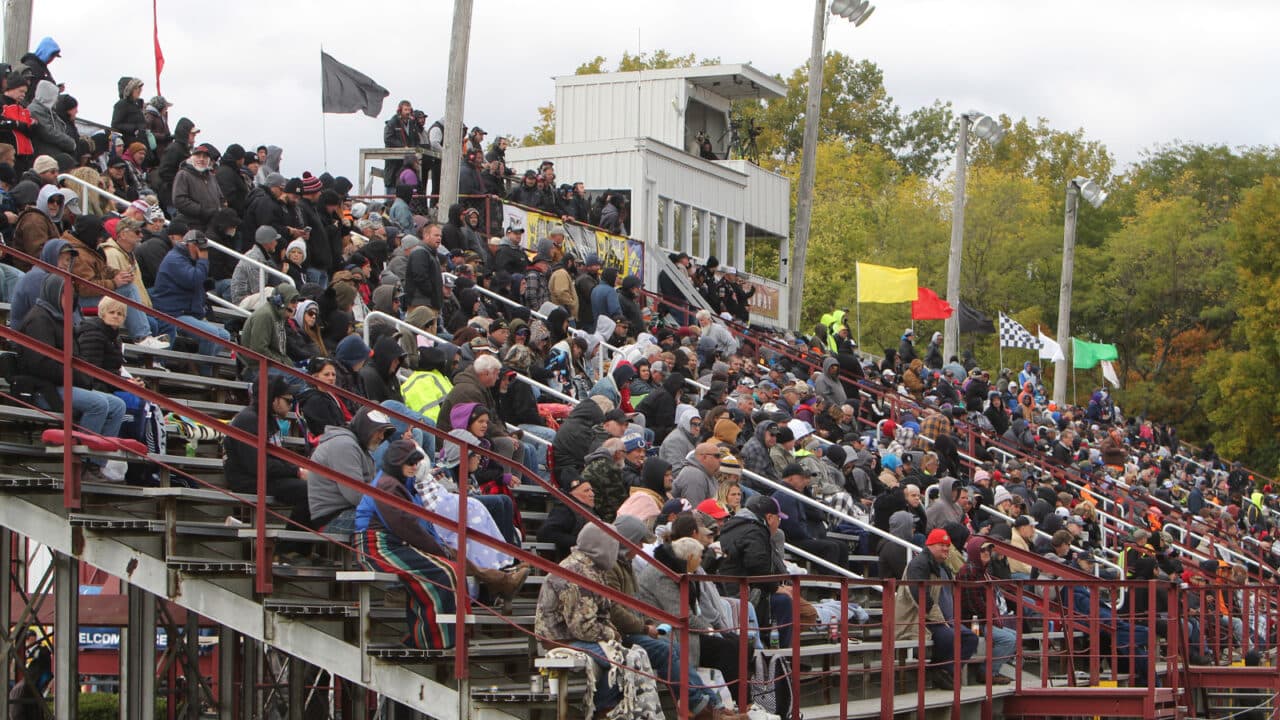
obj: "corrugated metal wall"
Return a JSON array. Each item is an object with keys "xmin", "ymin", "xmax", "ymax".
[{"xmin": 556, "ymin": 77, "xmax": 687, "ymax": 148}]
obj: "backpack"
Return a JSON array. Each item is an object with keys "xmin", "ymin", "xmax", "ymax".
[{"xmin": 749, "ymin": 650, "xmax": 793, "ymax": 720}]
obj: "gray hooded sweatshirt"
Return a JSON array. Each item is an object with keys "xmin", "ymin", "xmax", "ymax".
[
  {"xmin": 924, "ymin": 475, "xmax": 966, "ymax": 531},
  {"xmin": 658, "ymin": 404, "xmax": 700, "ymax": 472},
  {"xmin": 307, "ymin": 409, "xmax": 395, "ymax": 521},
  {"xmin": 813, "ymin": 356, "xmax": 848, "ymax": 407}
]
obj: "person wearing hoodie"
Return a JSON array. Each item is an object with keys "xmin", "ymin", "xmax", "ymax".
[
  {"xmin": 12, "ymin": 184, "xmax": 62, "ymax": 269},
  {"xmin": 551, "ymin": 399, "xmax": 608, "ymax": 486},
  {"xmin": 229, "ymin": 226, "xmax": 282, "ymax": 306},
  {"xmin": 627, "ymin": 531, "xmax": 738, "ymax": 719},
  {"xmin": 547, "ymin": 253, "xmax": 578, "ymax": 317},
  {"xmin": 14, "ymin": 274, "xmax": 126, "ymax": 482},
  {"xmin": 9, "ymin": 238, "xmax": 75, "ymax": 328},
  {"xmin": 238, "ymin": 283, "xmax": 301, "ymax": 375},
  {"xmin": 254, "ymin": 145, "xmax": 283, "ymax": 187},
  {"xmin": 143, "ymin": 95, "xmax": 175, "ymax": 156},
  {"xmin": 659, "ymin": 404, "xmax": 701, "ymax": 473},
  {"xmin": 285, "ymin": 299, "xmax": 326, "ymax": 362},
  {"xmin": 957, "ymin": 535, "xmax": 1013, "ymax": 681},
  {"xmin": 814, "ymin": 355, "xmax": 848, "ymax": 408},
  {"xmin": 739, "ymin": 419, "xmax": 780, "ymax": 492},
  {"xmin": 110, "ymin": 77, "xmax": 147, "ymax": 148},
  {"xmin": 878, "ymin": 510, "xmax": 915, "ymax": 580},
  {"xmin": 634, "ymin": 373, "xmax": 681, "ymax": 445},
  {"xmin": 27, "ymin": 80, "xmax": 75, "ymax": 158},
  {"xmin": 355, "ymin": 439, "xmax": 526, "ymax": 649},
  {"xmin": 172, "ymin": 143, "xmax": 224, "ymax": 231},
  {"xmin": 215, "ymin": 143, "xmax": 250, "ymax": 215},
  {"xmin": 615, "ymin": 457, "xmax": 672, "ymax": 525},
  {"xmin": 925, "ymin": 476, "xmax": 967, "ymax": 531},
  {"xmin": 307, "ymin": 407, "xmax": 396, "ymax": 535},
  {"xmin": 156, "ymin": 117, "xmax": 196, "ymax": 210},
  {"xmin": 360, "ymin": 336, "xmax": 408, "ymax": 404},
  {"xmin": 588, "ymin": 267, "xmax": 621, "ymax": 333},
  {"xmin": 671, "ymin": 441, "xmax": 721, "ymax": 506},
  {"xmin": 18, "ymin": 37, "xmax": 60, "ymax": 103},
  {"xmin": 534, "ymin": 523, "xmax": 625, "ymax": 716}
]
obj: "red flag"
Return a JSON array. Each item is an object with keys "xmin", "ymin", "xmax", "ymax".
[
  {"xmin": 911, "ymin": 286, "xmax": 954, "ymax": 321},
  {"xmin": 153, "ymin": 0, "xmax": 164, "ymax": 94}
]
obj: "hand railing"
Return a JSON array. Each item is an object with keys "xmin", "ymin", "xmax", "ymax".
[
  {"xmin": 0, "ymin": 244, "xmax": 689, "ymax": 709},
  {"xmin": 57, "ymin": 172, "xmax": 129, "ymax": 213},
  {"xmin": 204, "ymin": 237, "xmax": 295, "ymax": 296}
]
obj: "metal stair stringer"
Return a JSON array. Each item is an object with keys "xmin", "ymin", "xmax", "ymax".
[{"xmin": 3, "ymin": 492, "xmax": 518, "ymax": 720}]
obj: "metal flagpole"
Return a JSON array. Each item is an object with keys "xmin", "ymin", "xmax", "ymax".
[{"xmin": 319, "ymin": 45, "xmax": 329, "ymax": 171}]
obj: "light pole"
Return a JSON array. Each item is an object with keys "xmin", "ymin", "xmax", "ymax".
[
  {"xmin": 1052, "ymin": 176, "xmax": 1107, "ymax": 406},
  {"xmin": 438, "ymin": 0, "xmax": 473, "ymax": 214},
  {"xmin": 943, "ymin": 111, "xmax": 1004, "ymax": 363},
  {"xmin": 789, "ymin": 0, "xmax": 875, "ymax": 331}
]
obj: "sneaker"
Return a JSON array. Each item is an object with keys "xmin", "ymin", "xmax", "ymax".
[
  {"xmin": 746, "ymin": 705, "xmax": 780, "ymax": 720},
  {"xmin": 135, "ymin": 335, "xmax": 171, "ymax": 349},
  {"xmin": 82, "ymin": 464, "xmax": 124, "ymax": 484}
]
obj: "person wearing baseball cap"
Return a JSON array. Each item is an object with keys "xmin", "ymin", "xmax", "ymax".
[
  {"xmin": 776, "ymin": 462, "xmax": 849, "ymax": 569},
  {"xmin": 720, "ymin": 492, "xmax": 799, "ymax": 647},
  {"xmin": 906, "ymin": 527, "xmax": 977, "ymax": 690}
]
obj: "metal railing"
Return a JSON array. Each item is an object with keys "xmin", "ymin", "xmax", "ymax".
[{"xmin": 57, "ymin": 172, "xmax": 129, "ymax": 213}]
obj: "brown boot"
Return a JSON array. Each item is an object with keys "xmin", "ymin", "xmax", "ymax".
[{"xmin": 475, "ymin": 565, "xmax": 530, "ymax": 600}]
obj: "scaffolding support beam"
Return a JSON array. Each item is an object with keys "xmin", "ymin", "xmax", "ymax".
[{"xmin": 54, "ymin": 552, "xmax": 79, "ymax": 720}]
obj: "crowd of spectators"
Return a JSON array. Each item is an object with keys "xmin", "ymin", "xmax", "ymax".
[{"xmin": 3, "ymin": 36, "xmax": 1278, "ymax": 717}]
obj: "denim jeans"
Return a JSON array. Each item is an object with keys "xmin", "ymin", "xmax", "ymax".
[
  {"xmin": 381, "ymin": 400, "xmax": 435, "ymax": 459},
  {"xmin": 165, "ymin": 315, "xmax": 231, "ymax": 358},
  {"xmin": 983, "ymin": 623, "xmax": 1018, "ymax": 676},
  {"xmin": 80, "ymin": 285, "xmax": 150, "ymax": 340},
  {"xmin": 55, "ymin": 387, "xmax": 126, "ymax": 468},
  {"xmin": 319, "ymin": 508, "xmax": 357, "ymax": 537},
  {"xmin": 568, "ymin": 641, "xmax": 622, "ymax": 712},
  {"xmin": 0, "ymin": 263, "xmax": 24, "ymax": 302},
  {"xmin": 519, "ymin": 424, "xmax": 555, "ymax": 478},
  {"xmin": 626, "ymin": 633, "xmax": 719, "ymax": 711}
]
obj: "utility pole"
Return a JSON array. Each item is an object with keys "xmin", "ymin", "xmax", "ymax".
[
  {"xmin": 788, "ymin": 0, "xmax": 828, "ymax": 331},
  {"xmin": 437, "ymin": 0, "xmax": 473, "ymax": 215},
  {"xmin": 1053, "ymin": 183, "xmax": 1079, "ymax": 407},
  {"xmin": 2, "ymin": 0, "xmax": 34, "ymax": 67},
  {"xmin": 943, "ymin": 117, "xmax": 970, "ymax": 364}
]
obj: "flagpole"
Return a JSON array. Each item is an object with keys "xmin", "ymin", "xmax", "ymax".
[{"xmin": 319, "ymin": 45, "xmax": 329, "ymax": 171}]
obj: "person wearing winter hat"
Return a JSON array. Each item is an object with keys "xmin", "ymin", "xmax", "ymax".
[
  {"xmin": 30, "ymin": 155, "xmax": 59, "ymax": 184},
  {"xmin": 354, "ymin": 437, "xmax": 523, "ymax": 649},
  {"xmin": 230, "ymin": 226, "xmax": 283, "ymax": 306},
  {"xmin": 282, "ymin": 238, "xmax": 307, "ymax": 287}
]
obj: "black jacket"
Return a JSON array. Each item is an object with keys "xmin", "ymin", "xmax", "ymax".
[
  {"xmin": 718, "ymin": 513, "xmax": 779, "ymax": 593},
  {"xmin": 497, "ymin": 379, "xmax": 544, "ymax": 427},
  {"xmin": 135, "ymin": 234, "xmax": 171, "ymax": 289},
  {"xmin": 224, "ymin": 407, "xmax": 301, "ymax": 494},
  {"xmin": 404, "ymin": 245, "xmax": 442, "ymax": 310},
  {"xmin": 111, "ymin": 98, "xmax": 147, "ymax": 147},
  {"xmin": 14, "ymin": 286, "xmax": 86, "ymax": 411},
  {"xmin": 216, "ymin": 162, "xmax": 250, "ymax": 216},
  {"xmin": 157, "ymin": 117, "xmax": 195, "ymax": 208},
  {"xmin": 358, "ymin": 337, "xmax": 404, "ymax": 404},
  {"xmin": 73, "ymin": 317, "xmax": 125, "ymax": 392},
  {"xmin": 634, "ymin": 380, "xmax": 679, "ymax": 444},
  {"xmin": 492, "ymin": 243, "xmax": 528, "ymax": 275},
  {"xmin": 241, "ymin": 187, "xmax": 292, "ymax": 246},
  {"xmin": 541, "ymin": 501, "xmax": 592, "ymax": 560},
  {"xmin": 298, "ymin": 198, "xmax": 338, "ymax": 273},
  {"xmin": 551, "ymin": 401, "xmax": 606, "ymax": 486}
]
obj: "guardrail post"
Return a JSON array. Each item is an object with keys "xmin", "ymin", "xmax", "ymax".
[
  {"xmin": 677, "ymin": 574, "xmax": 690, "ymax": 718},
  {"xmin": 62, "ymin": 273, "xmax": 79, "ymax": 510},
  {"xmin": 454, "ymin": 439, "xmax": 471, "ymax": 705},
  {"xmin": 880, "ymin": 579, "xmax": 895, "ymax": 720},
  {"xmin": 838, "ymin": 579, "xmax": 849, "ymax": 720},
  {"xmin": 255, "ymin": 357, "xmax": 272, "ymax": 595}
]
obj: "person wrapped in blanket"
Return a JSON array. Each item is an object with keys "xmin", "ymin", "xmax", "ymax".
[{"xmin": 354, "ymin": 439, "xmax": 529, "ymax": 649}]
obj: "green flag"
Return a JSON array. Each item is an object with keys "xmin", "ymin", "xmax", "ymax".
[{"xmin": 1072, "ymin": 338, "xmax": 1118, "ymax": 369}]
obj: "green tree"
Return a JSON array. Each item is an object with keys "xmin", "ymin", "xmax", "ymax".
[{"xmin": 1195, "ymin": 177, "xmax": 1280, "ymax": 468}]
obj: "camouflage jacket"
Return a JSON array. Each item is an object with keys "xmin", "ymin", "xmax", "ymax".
[
  {"xmin": 535, "ymin": 549, "xmax": 619, "ymax": 645},
  {"xmin": 582, "ymin": 457, "xmax": 627, "ymax": 524}
]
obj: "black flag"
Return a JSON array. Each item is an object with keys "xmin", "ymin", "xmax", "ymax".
[
  {"xmin": 958, "ymin": 301, "xmax": 995, "ymax": 335},
  {"xmin": 320, "ymin": 51, "xmax": 390, "ymax": 117}
]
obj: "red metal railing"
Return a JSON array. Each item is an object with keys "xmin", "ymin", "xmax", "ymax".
[{"xmin": 0, "ymin": 244, "xmax": 691, "ymax": 708}]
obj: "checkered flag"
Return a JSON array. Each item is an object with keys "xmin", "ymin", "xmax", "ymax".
[{"xmin": 999, "ymin": 313, "xmax": 1042, "ymax": 350}]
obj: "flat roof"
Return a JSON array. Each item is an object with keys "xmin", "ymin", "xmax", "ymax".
[{"xmin": 554, "ymin": 63, "xmax": 786, "ymax": 100}]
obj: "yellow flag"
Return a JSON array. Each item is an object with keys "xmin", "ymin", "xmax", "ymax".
[{"xmin": 856, "ymin": 262, "xmax": 918, "ymax": 303}]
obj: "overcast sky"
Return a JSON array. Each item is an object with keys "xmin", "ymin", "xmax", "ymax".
[{"xmin": 13, "ymin": 0, "xmax": 1280, "ymax": 187}]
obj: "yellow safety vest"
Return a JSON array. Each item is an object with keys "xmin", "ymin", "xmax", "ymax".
[{"xmin": 401, "ymin": 370, "xmax": 453, "ymax": 423}]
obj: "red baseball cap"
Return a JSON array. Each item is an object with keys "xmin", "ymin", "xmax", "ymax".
[{"xmin": 696, "ymin": 498, "xmax": 729, "ymax": 520}]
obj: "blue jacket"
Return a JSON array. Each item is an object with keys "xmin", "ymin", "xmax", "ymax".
[
  {"xmin": 589, "ymin": 283, "xmax": 621, "ymax": 325},
  {"xmin": 151, "ymin": 246, "xmax": 209, "ymax": 319},
  {"xmin": 773, "ymin": 489, "xmax": 816, "ymax": 542}
]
